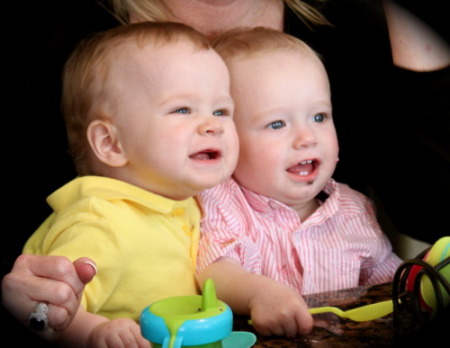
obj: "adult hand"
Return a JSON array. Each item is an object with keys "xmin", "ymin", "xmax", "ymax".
[{"xmin": 1, "ymin": 254, "xmax": 96, "ymax": 341}]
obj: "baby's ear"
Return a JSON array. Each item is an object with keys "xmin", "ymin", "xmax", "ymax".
[{"xmin": 87, "ymin": 119, "xmax": 128, "ymax": 167}]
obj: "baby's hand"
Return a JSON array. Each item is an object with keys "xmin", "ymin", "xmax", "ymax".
[
  {"xmin": 248, "ymin": 280, "xmax": 313, "ymax": 337},
  {"xmin": 88, "ymin": 318, "xmax": 152, "ymax": 348}
]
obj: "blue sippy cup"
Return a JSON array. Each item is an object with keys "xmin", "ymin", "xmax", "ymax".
[{"xmin": 140, "ymin": 279, "xmax": 256, "ymax": 348}]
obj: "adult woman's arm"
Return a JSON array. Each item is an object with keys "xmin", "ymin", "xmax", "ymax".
[{"xmin": 383, "ymin": 0, "xmax": 450, "ymax": 71}]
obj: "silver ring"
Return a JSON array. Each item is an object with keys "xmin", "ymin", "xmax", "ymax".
[{"xmin": 29, "ymin": 302, "xmax": 49, "ymax": 331}]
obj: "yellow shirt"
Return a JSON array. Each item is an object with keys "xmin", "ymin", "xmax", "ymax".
[{"xmin": 24, "ymin": 176, "xmax": 200, "ymax": 321}]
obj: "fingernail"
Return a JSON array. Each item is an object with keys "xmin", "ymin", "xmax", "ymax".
[{"xmin": 84, "ymin": 260, "xmax": 97, "ymax": 274}]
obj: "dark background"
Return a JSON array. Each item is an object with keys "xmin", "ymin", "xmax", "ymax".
[{"xmin": 2, "ymin": 0, "xmax": 448, "ymax": 345}]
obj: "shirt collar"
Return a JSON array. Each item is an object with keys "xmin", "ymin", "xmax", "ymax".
[
  {"xmin": 240, "ymin": 179, "xmax": 341, "ymax": 223},
  {"xmin": 48, "ymin": 176, "xmax": 197, "ymax": 215}
]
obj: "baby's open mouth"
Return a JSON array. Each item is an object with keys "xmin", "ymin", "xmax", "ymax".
[
  {"xmin": 189, "ymin": 149, "xmax": 221, "ymax": 160},
  {"xmin": 287, "ymin": 159, "xmax": 318, "ymax": 176}
]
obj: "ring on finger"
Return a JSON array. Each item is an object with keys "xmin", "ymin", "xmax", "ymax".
[{"xmin": 29, "ymin": 302, "xmax": 49, "ymax": 331}]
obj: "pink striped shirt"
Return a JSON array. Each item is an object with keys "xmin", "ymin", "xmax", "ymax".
[{"xmin": 197, "ymin": 178, "xmax": 402, "ymax": 295}]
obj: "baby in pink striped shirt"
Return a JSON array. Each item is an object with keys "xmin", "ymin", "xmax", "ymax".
[{"xmin": 196, "ymin": 27, "xmax": 402, "ymax": 337}]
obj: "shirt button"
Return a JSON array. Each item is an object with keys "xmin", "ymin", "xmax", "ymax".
[
  {"xmin": 172, "ymin": 208, "xmax": 185, "ymax": 216},
  {"xmin": 182, "ymin": 225, "xmax": 191, "ymax": 236},
  {"xmin": 268, "ymin": 201, "xmax": 278, "ymax": 210}
]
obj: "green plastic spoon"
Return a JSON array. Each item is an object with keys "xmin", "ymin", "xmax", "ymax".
[{"xmin": 309, "ymin": 299, "xmax": 393, "ymax": 321}]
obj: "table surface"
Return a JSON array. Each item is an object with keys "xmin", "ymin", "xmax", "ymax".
[
  {"xmin": 2, "ymin": 280, "xmax": 447, "ymax": 347},
  {"xmin": 232, "ymin": 282, "xmax": 446, "ymax": 347}
]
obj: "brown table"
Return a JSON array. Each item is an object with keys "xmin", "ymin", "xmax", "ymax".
[{"xmin": 233, "ymin": 282, "xmax": 449, "ymax": 347}]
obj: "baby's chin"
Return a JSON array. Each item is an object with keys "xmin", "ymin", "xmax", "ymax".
[
  {"xmin": 276, "ymin": 180, "xmax": 328, "ymax": 205},
  {"xmin": 195, "ymin": 174, "xmax": 232, "ymax": 192}
]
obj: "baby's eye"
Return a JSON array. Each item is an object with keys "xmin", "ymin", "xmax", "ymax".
[
  {"xmin": 313, "ymin": 113, "xmax": 326, "ymax": 123},
  {"xmin": 173, "ymin": 107, "xmax": 191, "ymax": 114},
  {"xmin": 267, "ymin": 120, "xmax": 286, "ymax": 130},
  {"xmin": 213, "ymin": 109, "xmax": 228, "ymax": 117}
]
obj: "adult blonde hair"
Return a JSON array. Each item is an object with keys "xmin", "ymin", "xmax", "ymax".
[
  {"xmin": 101, "ymin": 0, "xmax": 330, "ymax": 27},
  {"xmin": 62, "ymin": 21, "xmax": 211, "ymax": 175}
]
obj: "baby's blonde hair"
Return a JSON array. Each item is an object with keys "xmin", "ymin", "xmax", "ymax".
[
  {"xmin": 62, "ymin": 21, "xmax": 211, "ymax": 175},
  {"xmin": 210, "ymin": 26, "xmax": 321, "ymax": 64},
  {"xmin": 101, "ymin": 0, "xmax": 330, "ymax": 27}
]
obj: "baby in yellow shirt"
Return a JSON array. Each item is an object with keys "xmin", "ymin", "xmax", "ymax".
[{"xmin": 23, "ymin": 22, "xmax": 238, "ymax": 347}]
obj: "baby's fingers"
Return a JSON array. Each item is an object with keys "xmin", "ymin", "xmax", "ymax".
[{"xmin": 294, "ymin": 309, "xmax": 314, "ymax": 335}]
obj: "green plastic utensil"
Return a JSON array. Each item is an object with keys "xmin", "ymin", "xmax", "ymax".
[{"xmin": 309, "ymin": 299, "xmax": 393, "ymax": 321}]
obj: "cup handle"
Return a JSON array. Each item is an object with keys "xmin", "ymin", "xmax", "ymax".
[{"xmin": 162, "ymin": 335, "xmax": 183, "ymax": 348}]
